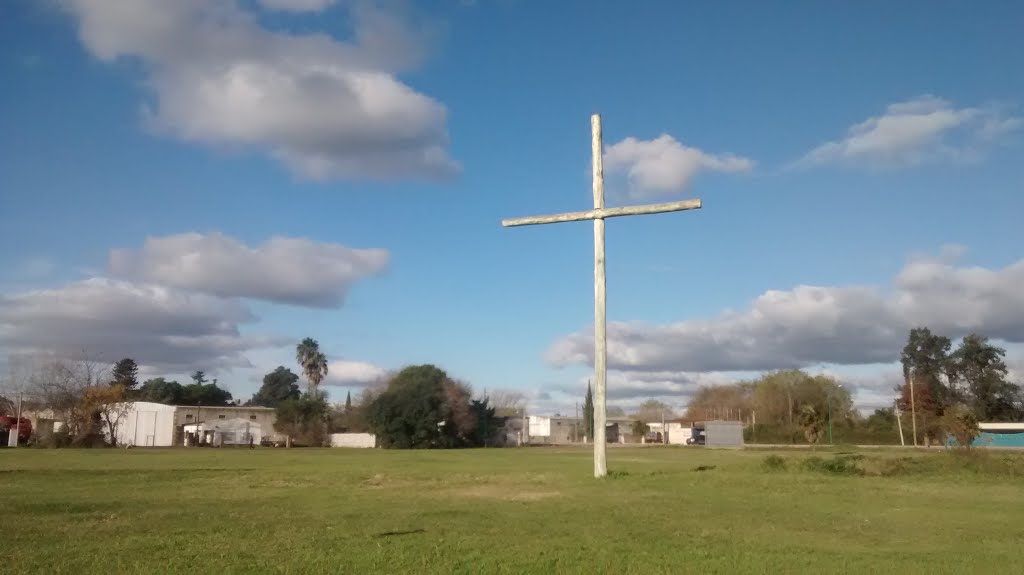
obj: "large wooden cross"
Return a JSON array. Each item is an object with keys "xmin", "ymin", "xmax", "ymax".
[{"xmin": 502, "ymin": 114, "xmax": 702, "ymax": 478}]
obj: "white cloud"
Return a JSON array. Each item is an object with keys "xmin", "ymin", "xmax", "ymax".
[
  {"xmin": 257, "ymin": 0, "xmax": 336, "ymax": 12},
  {"xmin": 603, "ymin": 134, "xmax": 753, "ymax": 197},
  {"xmin": 324, "ymin": 359, "xmax": 389, "ymax": 386},
  {"xmin": 547, "ymin": 249, "xmax": 1024, "ymax": 374},
  {"xmin": 795, "ymin": 95, "xmax": 1021, "ymax": 169},
  {"xmin": 0, "ymin": 278, "xmax": 283, "ymax": 372},
  {"xmin": 61, "ymin": 0, "xmax": 458, "ymax": 181},
  {"xmin": 108, "ymin": 232, "xmax": 388, "ymax": 308}
]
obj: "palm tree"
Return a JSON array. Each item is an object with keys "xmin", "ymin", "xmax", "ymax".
[{"xmin": 296, "ymin": 338, "xmax": 329, "ymax": 398}]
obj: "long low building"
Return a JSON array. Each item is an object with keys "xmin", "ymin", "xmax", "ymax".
[
  {"xmin": 525, "ymin": 415, "xmax": 643, "ymax": 444},
  {"xmin": 112, "ymin": 402, "xmax": 281, "ymax": 447}
]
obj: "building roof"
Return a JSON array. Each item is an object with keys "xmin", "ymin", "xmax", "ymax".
[
  {"xmin": 172, "ymin": 404, "xmax": 275, "ymax": 411},
  {"xmin": 122, "ymin": 401, "xmax": 178, "ymax": 412}
]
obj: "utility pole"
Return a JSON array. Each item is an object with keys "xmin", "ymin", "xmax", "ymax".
[
  {"xmin": 909, "ymin": 368, "xmax": 918, "ymax": 447},
  {"xmin": 895, "ymin": 399, "xmax": 905, "ymax": 446},
  {"xmin": 12, "ymin": 392, "xmax": 23, "ymax": 448}
]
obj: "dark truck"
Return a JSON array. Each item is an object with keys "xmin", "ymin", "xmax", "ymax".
[{"xmin": 686, "ymin": 424, "xmax": 706, "ymax": 445}]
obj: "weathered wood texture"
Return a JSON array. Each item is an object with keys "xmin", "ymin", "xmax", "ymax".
[
  {"xmin": 591, "ymin": 114, "xmax": 608, "ymax": 478},
  {"xmin": 501, "ymin": 199, "xmax": 702, "ymax": 227}
]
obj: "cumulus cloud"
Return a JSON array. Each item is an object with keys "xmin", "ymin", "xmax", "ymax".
[
  {"xmin": 603, "ymin": 134, "xmax": 753, "ymax": 197},
  {"xmin": 108, "ymin": 232, "xmax": 388, "ymax": 308},
  {"xmin": 0, "ymin": 278, "xmax": 283, "ymax": 372},
  {"xmin": 795, "ymin": 95, "xmax": 1021, "ymax": 169},
  {"xmin": 324, "ymin": 359, "xmax": 389, "ymax": 386},
  {"xmin": 61, "ymin": 0, "xmax": 458, "ymax": 181},
  {"xmin": 547, "ymin": 249, "xmax": 1024, "ymax": 374},
  {"xmin": 553, "ymin": 371, "xmax": 734, "ymax": 401}
]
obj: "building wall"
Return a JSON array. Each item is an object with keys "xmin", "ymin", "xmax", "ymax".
[
  {"xmin": 114, "ymin": 402, "xmax": 177, "ymax": 447},
  {"xmin": 526, "ymin": 416, "xmax": 642, "ymax": 444},
  {"xmin": 173, "ymin": 406, "xmax": 278, "ymax": 442},
  {"xmin": 527, "ymin": 416, "xmax": 552, "ymax": 438},
  {"xmin": 330, "ymin": 433, "xmax": 376, "ymax": 448},
  {"xmin": 705, "ymin": 420, "xmax": 744, "ymax": 448}
]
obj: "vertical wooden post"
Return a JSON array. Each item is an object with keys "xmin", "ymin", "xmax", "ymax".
[{"xmin": 592, "ymin": 113, "xmax": 608, "ymax": 478}]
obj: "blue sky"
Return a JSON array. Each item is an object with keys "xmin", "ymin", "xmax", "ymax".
[{"xmin": 2, "ymin": 0, "xmax": 1023, "ymax": 414}]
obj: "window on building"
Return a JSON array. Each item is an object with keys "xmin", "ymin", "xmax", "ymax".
[
  {"xmin": 186, "ymin": 414, "xmax": 193, "ymax": 420},
  {"xmin": 250, "ymin": 415, "xmax": 257, "ymax": 420},
  {"xmin": 218, "ymin": 414, "xmax": 226, "ymax": 419}
]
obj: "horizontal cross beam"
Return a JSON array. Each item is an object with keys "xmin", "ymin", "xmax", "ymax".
[{"xmin": 501, "ymin": 198, "xmax": 701, "ymax": 228}]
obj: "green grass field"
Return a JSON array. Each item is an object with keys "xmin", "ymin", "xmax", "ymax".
[{"xmin": 2, "ymin": 446, "xmax": 1022, "ymax": 574}]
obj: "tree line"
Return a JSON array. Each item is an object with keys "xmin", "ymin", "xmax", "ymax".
[
  {"xmin": 0, "ymin": 353, "xmax": 238, "ymax": 447},
  {"xmin": 243, "ymin": 339, "xmax": 501, "ymax": 448},
  {"xmin": 896, "ymin": 328, "xmax": 1022, "ymax": 445},
  {"xmin": 608, "ymin": 327, "xmax": 1022, "ymax": 445}
]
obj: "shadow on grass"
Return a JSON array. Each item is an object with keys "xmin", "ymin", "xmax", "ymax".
[{"xmin": 372, "ymin": 529, "xmax": 426, "ymax": 539}]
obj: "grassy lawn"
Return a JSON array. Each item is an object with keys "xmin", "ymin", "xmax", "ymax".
[{"xmin": 2, "ymin": 445, "xmax": 1022, "ymax": 573}]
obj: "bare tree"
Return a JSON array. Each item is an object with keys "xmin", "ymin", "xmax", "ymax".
[
  {"xmin": 22, "ymin": 352, "xmax": 111, "ymax": 444},
  {"xmin": 83, "ymin": 384, "xmax": 133, "ymax": 446},
  {"xmin": 488, "ymin": 389, "xmax": 526, "ymax": 417}
]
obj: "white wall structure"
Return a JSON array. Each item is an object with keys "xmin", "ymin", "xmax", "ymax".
[
  {"xmin": 329, "ymin": 433, "xmax": 376, "ymax": 448},
  {"xmin": 527, "ymin": 416, "xmax": 552, "ymax": 438},
  {"xmin": 705, "ymin": 420, "xmax": 744, "ymax": 448},
  {"xmin": 114, "ymin": 402, "xmax": 177, "ymax": 447},
  {"xmin": 648, "ymin": 422, "xmax": 693, "ymax": 444}
]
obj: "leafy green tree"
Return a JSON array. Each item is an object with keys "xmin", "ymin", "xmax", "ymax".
[
  {"xmin": 345, "ymin": 390, "xmax": 353, "ymax": 412},
  {"xmin": 631, "ymin": 419, "xmax": 647, "ymax": 439},
  {"xmin": 797, "ymin": 404, "xmax": 825, "ymax": 443},
  {"xmin": 274, "ymin": 394, "xmax": 329, "ymax": 447},
  {"xmin": 136, "ymin": 378, "xmax": 184, "ymax": 404},
  {"xmin": 899, "ymin": 327, "xmax": 953, "ymax": 416},
  {"xmin": 948, "ymin": 333, "xmax": 1023, "ymax": 421},
  {"xmin": 471, "ymin": 398, "xmax": 498, "ymax": 446},
  {"xmin": 583, "ymin": 382, "xmax": 594, "ymax": 440},
  {"xmin": 251, "ymin": 366, "xmax": 301, "ymax": 408},
  {"xmin": 111, "ymin": 358, "xmax": 139, "ymax": 390},
  {"xmin": 942, "ymin": 404, "xmax": 981, "ymax": 449},
  {"xmin": 296, "ymin": 338, "xmax": 329, "ymax": 398},
  {"xmin": 179, "ymin": 382, "xmax": 233, "ymax": 406},
  {"xmin": 367, "ymin": 364, "xmax": 487, "ymax": 449},
  {"xmin": 865, "ymin": 408, "xmax": 897, "ymax": 432}
]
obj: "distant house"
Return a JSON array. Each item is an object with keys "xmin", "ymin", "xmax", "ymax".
[{"xmin": 525, "ymin": 415, "xmax": 642, "ymax": 444}]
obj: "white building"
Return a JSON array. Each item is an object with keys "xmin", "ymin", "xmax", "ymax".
[
  {"xmin": 647, "ymin": 422, "xmax": 693, "ymax": 445},
  {"xmin": 110, "ymin": 402, "xmax": 281, "ymax": 447},
  {"xmin": 113, "ymin": 402, "xmax": 177, "ymax": 447}
]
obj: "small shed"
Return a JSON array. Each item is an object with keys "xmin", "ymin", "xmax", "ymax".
[{"xmin": 704, "ymin": 420, "xmax": 744, "ymax": 448}]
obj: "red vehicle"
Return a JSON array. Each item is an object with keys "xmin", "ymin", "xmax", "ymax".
[{"xmin": 0, "ymin": 416, "xmax": 32, "ymax": 445}]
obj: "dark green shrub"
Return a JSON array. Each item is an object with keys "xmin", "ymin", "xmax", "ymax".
[
  {"xmin": 762, "ymin": 454, "xmax": 787, "ymax": 471},
  {"xmin": 801, "ymin": 455, "xmax": 863, "ymax": 476}
]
